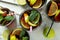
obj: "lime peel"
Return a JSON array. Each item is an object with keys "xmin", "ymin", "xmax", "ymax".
[
  {"xmin": 21, "ymin": 21, "xmax": 30, "ymax": 29},
  {"xmin": 28, "ymin": 21, "xmax": 37, "ymax": 26}
]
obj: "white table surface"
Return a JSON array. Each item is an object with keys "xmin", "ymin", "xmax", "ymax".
[{"xmin": 0, "ymin": 0, "xmax": 60, "ymax": 40}]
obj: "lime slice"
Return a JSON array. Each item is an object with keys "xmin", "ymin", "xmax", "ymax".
[
  {"xmin": 12, "ymin": 28, "xmax": 22, "ymax": 35},
  {"xmin": 43, "ymin": 27, "xmax": 55, "ymax": 38},
  {"xmin": 24, "ymin": 13, "xmax": 29, "ymax": 23},
  {"xmin": 33, "ymin": 0, "xmax": 42, "ymax": 8},
  {"xmin": 30, "ymin": 0, "xmax": 37, "ymax": 5},
  {"xmin": 16, "ymin": 0, "xmax": 26, "ymax": 5},
  {"xmin": 55, "ymin": 10, "xmax": 60, "ymax": 17},
  {"xmin": 2, "ymin": 30, "xmax": 10, "ymax": 40},
  {"xmin": 54, "ymin": 10, "xmax": 60, "ymax": 21},
  {"xmin": 21, "ymin": 20, "xmax": 30, "ymax": 29},
  {"xmin": 0, "ymin": 10, "xmax": 4, "ymax": 14},
  {"xmin": 28, "ymin": 21, "xmax": 37, "ymax": 26},
  {"xmin": 10, "ymin": 35, "xmax": 17, "ymax": 40}
]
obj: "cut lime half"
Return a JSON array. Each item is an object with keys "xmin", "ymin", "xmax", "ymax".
[
  {"xmin": 43, "ymin": 27, "xmax": 55, "ymax": 39},
  {"xmin": 16, "ymin": 0, "xmax": 26, "ymax": 5}
]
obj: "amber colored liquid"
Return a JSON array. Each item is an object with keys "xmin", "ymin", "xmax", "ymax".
[{"xmin": 55, "ymin": 13, "xmax": 60, "ymax": 21}]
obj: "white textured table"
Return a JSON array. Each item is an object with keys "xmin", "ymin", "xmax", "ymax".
[{"xmin": 0, "ymin": 0, "xmax": 60, "ymax": 40}]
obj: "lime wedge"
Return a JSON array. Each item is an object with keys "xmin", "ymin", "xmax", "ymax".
[
  {"xmin": 10, "ymin": 35, "xmax": 17, "ymax": 40},
  {"xmin": 2, "ymin": 30, "xmax": 10, "ymax": 40},
  {"xmin": 0, "ymin": 10, "xmax": 4, "ymax": 14},
  {"xmin": 33, "ymin": 0, "xmax": 42, "ymax": 8},
  {"xmin": 30, "ymin": 0, "xmax": 37, "ymax": 5},
  {"xmin": 12, "ymin": 28, "xmax": 22, "ymax": 35},
  {"xmin": 24, "ymin": 13, "xmax": 29, "ymax": 23},
  {"xmin": 55, "ymin": 10, "xmax": 60, "ymax": 17},
  {"xmin": 28, "ymin": 21, "xmax": 37, "ymax": 26},
  {"xmin": 21, "ymin": 20, "xmax": 30, "ymax": 29},
  {"xmin": 16, "ymin": 0, "xmax": 26, "ymax": 5}
]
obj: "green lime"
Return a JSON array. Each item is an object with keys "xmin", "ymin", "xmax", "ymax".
[
  {"xmin": 10, "ymin": 35, "xmax": 17, "ymax": 40},
  {"xmin": 2, "ymin": 30, "xmax": 10, "ymax": 40},
  {"xmin": 43, "ymin": 27, "xmax": 55, "ymax": 38}
]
